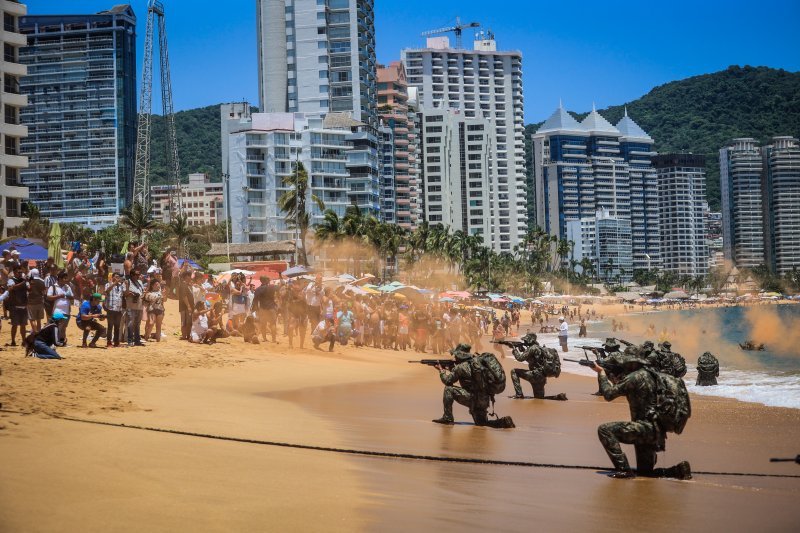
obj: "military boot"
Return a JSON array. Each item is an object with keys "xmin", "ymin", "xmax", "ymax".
[
  {"xmin": 432, "ymin": 417, "xmax": 454, "ymax": 425},
  {"xmin": 484, "ymin": 416, "xmax": 516, "ymax": 429}
]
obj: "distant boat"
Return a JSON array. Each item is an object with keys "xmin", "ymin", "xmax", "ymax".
[{"xmin": 739, "ymin": 341, "xmax": 766, "ymax": 351}]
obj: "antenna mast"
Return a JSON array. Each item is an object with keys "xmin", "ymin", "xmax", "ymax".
[{"xmin": 133, "ymin": 0, "xmax": 182, "ymax": 219}]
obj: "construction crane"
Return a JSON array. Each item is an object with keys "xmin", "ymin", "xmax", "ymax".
[
  {"xmin": 421, "ymin": 16, "xmax": 480, "ymax": 49},
  {"xmin": 132, "ymin": 0, "xmax": 182, "ymax": 220}
]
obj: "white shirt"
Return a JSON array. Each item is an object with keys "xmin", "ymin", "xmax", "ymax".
[
  {"xmin": 559, "ymin": 321, "xmax": 569, "ymax": 337},
  {"xmin": 312, "ymin": 320, "xmax": 327, "ymax": 337},
  {"xmin": 49, "ymin": 283, "xmax": 73, "ymax": 314}
]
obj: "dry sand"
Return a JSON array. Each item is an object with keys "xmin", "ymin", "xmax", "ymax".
[{"xmin": 1, "ymin": 300, "xmax": 799, "ymax": 532}]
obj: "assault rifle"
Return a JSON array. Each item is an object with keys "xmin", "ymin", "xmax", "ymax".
[
  {"xmin": 577, "ymin": 345, "xmax": 606, "ymax": 358},
  {"xmin": 408, "ymin": 359, "xmax": 458, "ymax": 369},
  {"xmin": 618, "ymin": 339, "xmax": 635, "ymax": 347},
  {"xmin": 564, "ymin": 353, "xmax": 599, "ymax": 368},
  {"xmin": 491, "ymin": 339, "xmax": 526, "ymax": 348},
  {"xmin": 770, "ymin": 455, "xmax": 800, "ymax": 465}
]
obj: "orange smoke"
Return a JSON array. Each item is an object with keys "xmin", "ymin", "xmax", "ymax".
[{"xmin": 744, "ymin": 305, "xmax": 800, "ymax": 357}]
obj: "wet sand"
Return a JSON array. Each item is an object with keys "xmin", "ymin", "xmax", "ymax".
[{"xmin": 1, "ymin": 301, "xmax": 799, "ymax": 531}]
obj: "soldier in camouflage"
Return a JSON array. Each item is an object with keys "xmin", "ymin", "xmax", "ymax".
[
  {"xmin": 510, "ymin": 333, "xmax": 567, "ymax": 400},
  {"xmin": 696, "ymin": 351, "xmax": 720, "ymax": 386},
  {"xmin": 432, "ymin": 343, "xmax": 491, "ymax": 425},
  {"xmin": 591, "ymin": 353, "xmax": 692, "ymax": 480}
]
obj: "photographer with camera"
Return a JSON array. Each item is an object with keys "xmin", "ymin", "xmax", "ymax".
[
  {"xmin": 124, "ymin": 269, "xmax": 145, "ymax": 347},
  {"xmin": 76, "ymin": 293, "xmax": 107, "ymax": 349}
]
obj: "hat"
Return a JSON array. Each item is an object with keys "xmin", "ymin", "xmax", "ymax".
[
  {"xmin": 601, "ymin": 353, "xmax": 647, "ymax": 373},
  {"xmin": 558, "ymin": 316, "xmax": 565, "ymax": 321},
  {"xmin": 52, "ymin": 311, "xmax": 67, "ymax": 321},
  {"xmin": 10, "ymin": 250, "xmax": 20, "ymax": 256},
  {"xmin": 91, "ymin": 293, "xmax": 103, "ymax": 300},
  {"xmin": 30, "ymin": 268, "xmax": 40, "ymax": 278},
  {"xmin": 449, "ymin": 343, "xmax": 473, "ymax": 361}
]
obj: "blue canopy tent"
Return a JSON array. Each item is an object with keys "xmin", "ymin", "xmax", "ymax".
[{"xmin": 0, "ymin": 238, "xmax": 49, "ymax": 261}]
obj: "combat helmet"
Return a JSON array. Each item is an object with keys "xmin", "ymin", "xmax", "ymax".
[
  {"xmin": 450, "ymin": 343, "xmax": 473, "ymax": 361},
  {"xmin": 603, "ymin": 337, "xmax": 621, "ymax": 352},
  {"xmin": 521, "ymin": 333, "xmax": 538, "ymax": 344},
  {"xmin": 659, "ymin": 341, "xmax": 672, "ymax": 351}
]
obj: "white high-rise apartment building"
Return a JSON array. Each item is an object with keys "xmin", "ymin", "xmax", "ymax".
[
  {"xmin": 762, "ymin": 136, "xmax": 800, "ymax": 274},
  {"xmin": 227, "ymin": 112, "xmax": 376, "ymax": 244},
  {"xmin": 567, "ymin": 208, "xmax": 633, "ymax": 282},
  {"xmin": 402, "ymin": 34, "xmax": 526, "ymax": 252},
  {"xmin": 653, "ymin": 154, "xmax": 708, "ymax": 277},
  {"xmin": 720, "ymin": 138, "xmax": 765, "ymax": 269},
  {"xmin": 0, "ymin": 0, "xmax": 29, "ymax": 237},
  {"xmin": 419, "ymin": 109, "xmax": 492, "ymax": 239},
  {"xmin": 257, "ymin": 0, "xmax": 377, "ymax": 127}
]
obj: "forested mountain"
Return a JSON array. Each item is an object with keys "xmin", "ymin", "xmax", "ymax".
[
  {"xmin": 147, "ymin": 66, "xmax": 799, "ymax": 211},
  {"xmin": 525, "ymin": 66, "xmax": 800, "ymax": 212}
]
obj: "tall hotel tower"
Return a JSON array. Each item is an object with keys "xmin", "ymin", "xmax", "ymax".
[
  {"xmin": 18, "ymin": 5, "xmax": 136, "ymax": 228},
  {"xmin": 0, "ymin": 0, "xmax": 29, "ymax": 237},
  {"xmin": 257, "ymin": 0, "xmax": 377, "ymax": 127},
  {"xmin": 402, "ymin": 33, "xmax": 527, "ymax": 253},
  {"xmin": 532, "ymin": 105, "xmax": 660, "ymax": 272}
]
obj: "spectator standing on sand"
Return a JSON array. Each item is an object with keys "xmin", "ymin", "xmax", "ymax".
[
  {"xmin": 558, "ymin": 316, "xmax": 569, "ymax": 352},
  {"xmin": 27, "ymin": 268, "xmax": 46, "ymax": 333},
  {"xmin": 124, "ymin": 269, "xmax": 145, "ymax": 347},
  {"xmin": 579, "ymin": 318, "xmax": 587, "ymax": 338},
  {"xmin": 104, "ymin": 272, "xmax": 125, "ymax": 347}
]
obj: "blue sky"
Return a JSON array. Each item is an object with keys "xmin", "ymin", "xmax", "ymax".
[{"xmin": 31, "ymin": 0, "xmax": 800, "ymax": 122}]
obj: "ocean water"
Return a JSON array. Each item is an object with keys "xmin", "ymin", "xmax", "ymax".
[{"xmin": 530, "ymin": 304, "xmax": 800, "ymax": 410}]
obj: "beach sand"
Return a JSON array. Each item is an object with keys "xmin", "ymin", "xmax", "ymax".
[{"xmin": 1, "ymin": 300, "xmax": 799, "ymax": 531}]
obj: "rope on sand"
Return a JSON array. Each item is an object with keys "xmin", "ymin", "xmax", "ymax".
[{"xmin": 3, "ymin": 409, "xmax": 799, "ymax": 479}]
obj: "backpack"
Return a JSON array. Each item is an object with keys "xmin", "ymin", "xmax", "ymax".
[
  {"xmin": 646, "ymin": 369, "xmax": 691, "ymax": 434},
  {"xmin": 542, "ymin": 347, "xmax": 562, "ymax": 378},
  {"xmin": 470, "ymin": 353, "xmax": 507, "ymax": 396},
  {"xmin": 697, "ymin": 353, "xmax": 719, "ymax": 375},
  {"xmin": 671, "ymin": 353, "xmax": 687, "ymax": 379}
]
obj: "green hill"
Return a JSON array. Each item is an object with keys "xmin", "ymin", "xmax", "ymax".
[
  {"xmin": 147, "ymin": 104, "xmax": 224, "ymax": 184},
  {"xmin": 147, "ymin": 66, "xmax": 800, "ymax": 211},
  {"xmin": 526, "ymin": 66, "xmax": 800, "ymax": 212}
]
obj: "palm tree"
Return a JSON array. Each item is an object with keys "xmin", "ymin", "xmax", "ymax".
[
  {"xmin": 167, "ymin": 213, "xmax": 195, "ymax": 256},
  {"xmin": 120, "ymin": 201, "xmax": 157, "ymax": 242},
  {"xmin": 278, "ymin": 161, "xmax": 323, "ymax": 266}
]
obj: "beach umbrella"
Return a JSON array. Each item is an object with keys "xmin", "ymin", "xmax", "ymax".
[
  {"xmin": 0, "ymin": 238, "xmax": 49, "ymax": 261},
  {"xmin": 48, "ymin": 223, "xmax": 63, "ymax": 268},
  {"xmin": 664, "ymin": 290, "xmax": 690, "ymax": 300},
  {"xmin": 177, "ymin": 258, "xmax": 202, "ymax": 270},
  {"xmin": 283, "ymin": 265, "xmax": 311, "ymax": 278}
]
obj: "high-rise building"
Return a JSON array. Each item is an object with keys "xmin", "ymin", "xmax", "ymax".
[
  {"xmin": 226, "ymin": 112, "xmax": 377, "ymax": 244},
  {"xmin": 151, "ymin": 173, "xmax": 224, "ymax": 226},
  {"xmin": 761, "ymin": 136, "xmax": 800, "ymax": 274},
  {"xmin": 653, "ymin": 153, "xmax": 708, "ymax": 277},
  {"xmin": 0, "ymin": 0, "xmax": 29, "ymax": 237},
  {"xmin": 257, "ymin": 0, "xmax": 377, "ymax": 127},
  {"xmin": 720, "ymin": 138, "xmax": 765, "ymax": 269},
  {"xmin": 532, "ymin": 104, "xmax": 660, "ymax": 271},
  {"xmin": 567, "ymin": 208, "xmax": 633, "ymax": 283},
  {"xmin": 419, "ymin": 108, "xmax": 492, "ymax": 239},
  {"xmin": 402, "ymin": 34, "xmax": 526, "ymax": 252},
  {"xmin": 377, "ymin": 61, "xmax": 418, "ymax": 229},
  {"xmin": 18, "ymin": 5, "xmax": 136, "ymax": 229}
]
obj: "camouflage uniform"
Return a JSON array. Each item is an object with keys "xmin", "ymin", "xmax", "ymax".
[
  {"xmin": 438, "ymin": 360, "xmax": 491, "ymax": 424},
  {"xmin": 511, "ymin": 344, "xmax": 547, "ymax": 398},
  {"xmin": 696, "ymin": 351, "xmax": 719, "ymax": 386},
  {"xmin": 597, "ymin": 362, "xmax": 690, "ymax": 479}
]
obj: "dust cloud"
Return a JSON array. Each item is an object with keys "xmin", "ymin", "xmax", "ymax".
[{"xmin": 744, "ymin": 305, "xmax": 800, "ymax": 357}]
